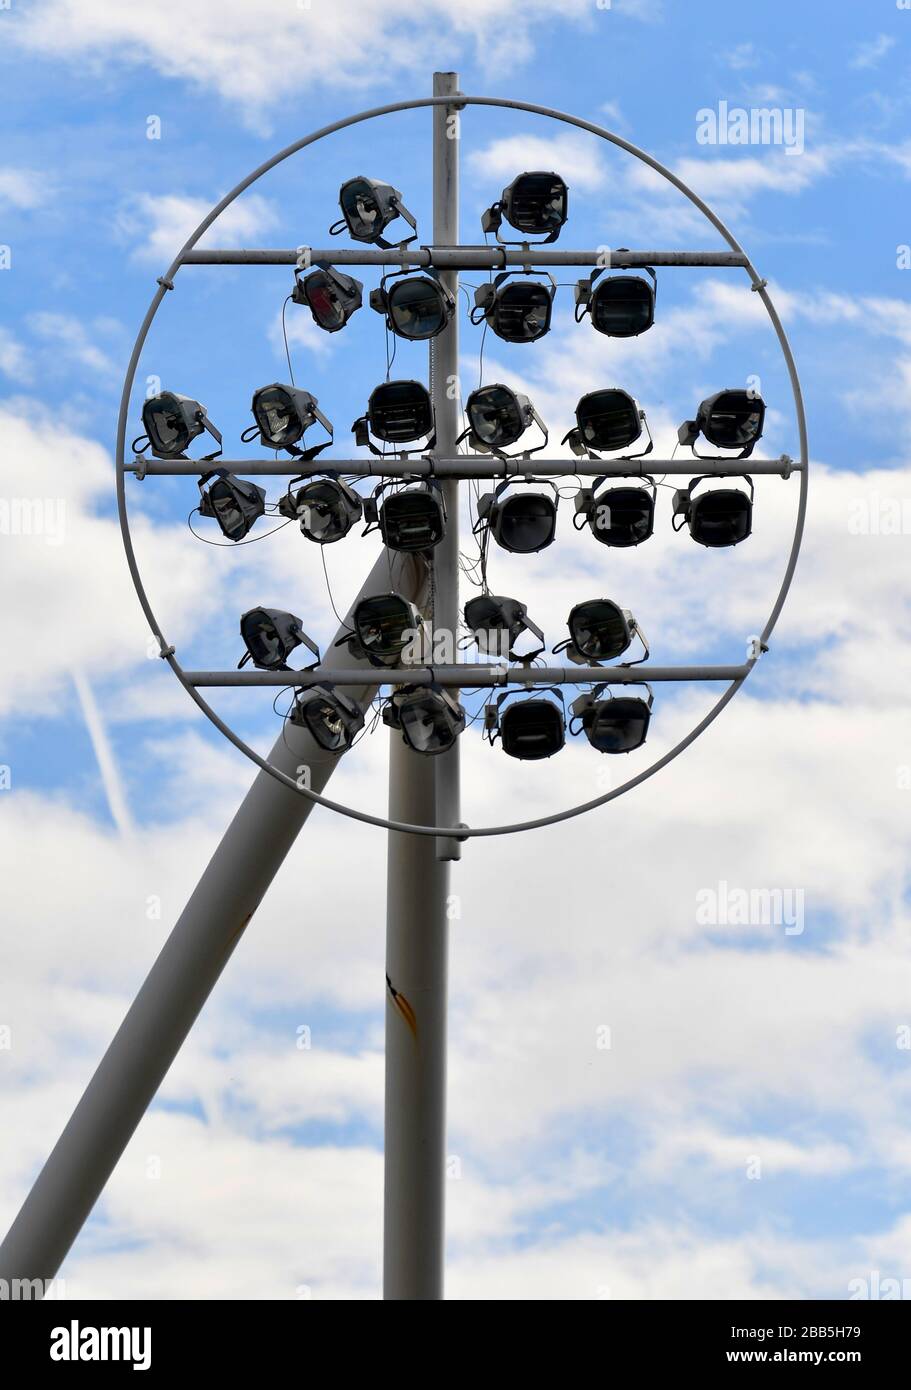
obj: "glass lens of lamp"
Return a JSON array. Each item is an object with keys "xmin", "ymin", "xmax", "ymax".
[
  {"xmin": 506, "ymin": 173, "xmax": 567, "ymax": 234},
  {"xmin": 254, "ymin": 387, "xmax": 300, "ymax": 447},
  {"xmin": 690, "ymin": 490, "xmax": 752, "ymax": 546},
  {"xmin": 369, "ymin": 383, "xmax": 433, "ymax": 442},
  {"xmin": 569, "ymin": 600, "xmax": 630, "ymax": 660},
  {"xmin": 383, "ymin": 492, "xmax": 444, "ymax": 551},
  {"xmin": 399, "ymin": 696, "xmax": 456, "ymax": 754},
  {"xmin": 388, "ymin": 279, "xmax": 446, "ymax": 340},
  {"xmin": 305, "ymin": 272, "xmax": 346, "ymax": 330},
  {"xmin": 577, "ymin": 390, "xmax": 641, "ymax": 451},
  {"xmin": 501, "ymin": 700, "xmax": 564, "ymax": 759},
  {"xmin": 208, "ymin": 480, "xmax": 247, "ymax": 540},
  {"xmin": 493, "ymin": 283, "xmax": 551, "ymax": 342},
  {"xmin": 303, "ymin": 696, "xmax": 349, "ymax": 751},
  {"xmin": 356, "ymin": 596, "xmax": 412, "ymax": 660},
  {"xmin": 588, "ymin": 486, "xmax": 654, "ymax": 548},
  {"xmin": 467, "ymin": 386, "xmax": 523, "ymax": 447},
  {"xmin": 586, "ymin": 698, "xmax": 650, "ymax": 753},
  {"xmin": 590, "ymin": 278, "xmax": 654, "ymax": 337},
  {"xmin": 497, "ymin": 493, "xmax": 555, "ymax": 553},
  {"xmin": 296, "ymin": 480, "xmax": 355, "ymax": 544},
  {"xmin": 144, "ymin": 394, "xmax": 191, "ymax": 455},
  {"xmin": 703, "ymin": 391, "xmax": 764, "ymax": 449},
  {"xmin": 341, "ymin": 178, "xmax": 383, "ymax": 239}
]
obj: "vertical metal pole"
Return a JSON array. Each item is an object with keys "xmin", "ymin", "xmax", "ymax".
[
  {"xmin": 0, "ymin": 549, "xmax": 427, "ymax": 1287},
  {"xmin": 382, "ymin": 71, "xmax": 461, "ymax": 1301}
]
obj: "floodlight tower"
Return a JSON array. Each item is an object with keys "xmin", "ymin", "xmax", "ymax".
[{"xmin": 0, "ymin": 74, "xmax": 808, "ymax": 1301}]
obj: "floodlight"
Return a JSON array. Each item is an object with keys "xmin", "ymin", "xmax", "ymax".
[
  {"xmin": 292, "ymin": 265, "xmax": 363, "ymax": 333},
  {"xmin": 243, "ymin": 384, "xmax": 332, "ymax": 457},
  {"xmin": 198, "ymin": 469, "xmax": 267, "ymax": 542},
  {"xmin": 238, "ymin": 608, "xmax": 319, "ymax": 672},
  {"xmin": 364, "ymin": 479, "xmax": 446, "ymax": 552},
  {"xmin": 677, "ymin": 388, "xmax": 765, "ymax": 458},
  {"xmin": 342, "ymin": 592, "xmax": 424, "ymax": 668},
  {"xmin": 554, "ymin": 599, "xmax": 648, "ymax": 665},
  {"xmin": 673, "ymin": 475, "xmax": 754, "ymax": 547},
  {"xmin": 330, "ymin": 176, "xmax": 416, "ymax": 248},
  {"xmin": 383, "ymin": 685, "xmax": 466, "ymax": 756},
  {"xmin": 279, "ymin": 475, "xmax": 363, "ymax": 544},
  {"xmin": 471, "ymin": 272, "xmax": 556, "ymax": 344},
  {"xmin": 459, "ymin": 384, "xmax": 547, "ymax": 456},
  {"xmin": 370, "ymin": 273, "xmax": 456, "ymax": 341},
  {"xmin": 463, "ymin": 594, "xmax": 545, "ymax": 662},
  {"xmin": 290, "ymin": 684, "xmax": 364, "ymax": 752},
  {"xmin": 135, "ymin": 391, "xmax": 222, "ymax": 461},
  {"xmin": 475, "ymin": 479, "xmax": 558, "ymax": 554},
  {"xmin": 571, "ymin": 684, "xmax": 654, "ymax": 753},
  {"xmin": 574, "ymin": 267, "xmax": 656, "ymax": 338},
  {"xmin": 485, "ymin": 690, "xmax": 565, "ymax": 760},
  {"xmin": 353, "ymin": 380, "xmax": 435, "ymax": 455},
  {"xmin": 563, "ymin": 388, "xmax": 651, "ymax": 457},
  {"xmin": 573, "ymin": 475, "xmax": 656, "ymax": 548},
  {"xmin": 481, "ymin": 171, "xmax": 568, "ymax": 243}
]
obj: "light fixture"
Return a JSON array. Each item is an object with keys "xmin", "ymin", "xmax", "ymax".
[
  {"xmin": 563, "ymin": 388, "xmax": 651, "ymax": 458},
  {"xmin": 242, "ymin": 384, "xmax": 333, "ymax": 457},
  {"xmin": 370, "ymin": 272, "xmax": 456, "ymax": 341},
  {"xmin": 553, "ymin": 599, "xmax": 648, "ymax": 665},
  {"xmin": 459, "ymin": 383, "xmax": 547, "ymax": 457},
  {"xmin": 290, "ymin": 684, "xmax": 364, "ymax": 752},
  {"xmin": 573, "ymin": 474, "xmax": 656, "ymax": 548},
  {"xmin": 463, "ymin": 594, "xmax": 545, "ymax": 662},
  {"xmin": 475, "ymin": 479, "xmax": 558, "ymax": 554},
  {"xmin": 574, "ymin": 266, "xmax": 656, "ymax": 338},
  {"xmin": 481, "ymin": 171, "xmax": 568, "ymax": 243},
  {"xmin": 353, "ymin": 380, "xmax": 435, "ymax": 455},
  {"xmin": 238, "ymin": 608, "xmax": 320, "ymax": 672},
  {"xmin": 135, "ymin": 391, "xmax": 222, "ymax": 461},
  {"xmin": 485, "ymin": 690, "xmax": 566, "ymax": 760},
  {"xmin": 673, "ymin": 475, "xmax": 754, "ymax": 547},
  {"xmin": 279, "ymin": 475, "xmax": 363, "ymax": 544},
  {"xmin": 198, "ymin": 469, "xmax": 267, "ymax": 542},
  {"xmin": 330, "ymin": 176, "xmax": 416, "ymax": 248},
  {"xmin": 292, "ymin": 265, "xmax": 363, "ymax": 333},
  {"xmin": 364, "ymin": 479, "xmax": 446, "ymax": 552},
  {"xmin": 341, "ymin": 592, "xmax": 424, "ymax": 668},
  {"xmin": 677, "ymin": 388, "xmax": 765, "ymax": 458},
  {"xmin": 571, "ymin": 684, "xmax": 653, "ymax": 753},
  {"xmin": 383, "ymin": 684, "xmax": 466, "ymax": 756},
  {"xmin": 471, "ymin": 272, "xmax": 556, "ymax": 344}
]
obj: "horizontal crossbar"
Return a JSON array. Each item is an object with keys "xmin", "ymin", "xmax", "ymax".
[
  {"xmin": 182, "ymin": 664, "xmax": 751, "ymax": 689},
  {"xmin": 179, "ymin": 247, "xmax": 749, "ymax": 269},
  {"xmin": 129, "ymin": 456, "xmax": 797, "ymax": 479}
]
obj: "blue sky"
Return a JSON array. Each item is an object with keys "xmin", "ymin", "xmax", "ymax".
[{"xmin": 2, "ymin": 0, "xmax": 911, "ymax": 1299}]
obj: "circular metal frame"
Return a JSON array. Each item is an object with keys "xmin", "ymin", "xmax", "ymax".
[{"xmin": 116, "ymin": 93, "xmax": 809, "ymax": 838}]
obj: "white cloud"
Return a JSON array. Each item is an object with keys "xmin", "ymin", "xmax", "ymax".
[
  {"xmin": 27, "ymin": 311, "xmax": 118, "ymax": 378},
  {"xmin": 0, "ymin": 167, "xmax": 47, "ymax": 211},
  {"xmin": 0, "ymin": 328, "xmax": 32, "ymax": 383},
  {"xmin": 115, "ymin": 192, "xmax": 278, "ymax": 268},
  {"xmin": 469, "ymin": 132, "xmax": 608, "ymax": 193},
  {"xmin": 851, "ymin": 35, "xmax": 896, "ymax": 70}
]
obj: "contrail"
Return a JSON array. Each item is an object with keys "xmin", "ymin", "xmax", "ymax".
[{"xmin": 72, "ymin": 668, "xmax": 135, "ymax": 838}]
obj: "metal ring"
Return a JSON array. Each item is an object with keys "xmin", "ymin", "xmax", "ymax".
[{"xmin": 115, "ymin": 93, "xmax": 808, "ymax": 838}]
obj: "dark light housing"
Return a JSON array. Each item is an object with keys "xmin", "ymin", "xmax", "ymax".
[
  {"xmin": 487, "ymin": 693, "xmax": 565, "ymax": 760},
  {"xmin": 246, "ymin": 383, "xmax": 332, "ymax": 455},
  {"xmin": 471, "ymin": 273, "xmax": 555, "ymax": 344},
  {"xmin": 370, "ymin": 274, "xmax": 455, "ymax": 341},
  {"xmin": 462, "ymin": 383, "xmax": 546, "ymax": 455},
  {"xmin": 345, "ymin": 592, "xmax": 424, "ymax": 668},
  {"xmin": 239, "ymin": 607, "xmax": 319, "ymax": 672},
  {"xmin": 291, "ymin": 684, "xmax": 364, "ymax": 752},
  {"xmin": 463, "ymin": 594, "xmax": 545, "ymax": 662},
  {"xmin": 575, "ymin": 268, "xmax": 656, "ymax": 338},
  {"xmin": 574, "ymin": 476, "xmax": 656, "ymax": 548},
  {"xmin": 476, "ymin": 479, "xmax": 558, "ymax": 554},
  {"xmin": 137, "ymin": 391, "xmax": 221, "ymax": 461},
  {"xmin": 481, "ymin": 171, "xmax": 568, "ymax": 242},
  {"xmin": 673, "ymin": 475, "xmax": 754, "ymax": 547},
  {"xmin": 279, "ymin": 476, "xmax": 363, "ymax": 544},
  {"xmin": 353, "ymin": 380, "xmax": 435, "ymax": 454},
  {"xmin": 572, "ymin": 685, "xmax": 653, "ymax": 754},
  {"xmin": 678, "ymin": 389, "xmax": 765, "ymax": 458},
  {"xmin": 331, "ymin": 176, "xmax": 416, "ymax": 247},
  {"xmin": 555, "ymin": 599, "xmax": 645, "ymax": 664},
  {"xmin": 565, "ymin": 388, "xmax": 647, "ymax": 455},
  {"xmin": 367, "ymin": 481, "xmax": 446, "ymax": 552},
  {"xmin": 293, "ymin": 266, "xmax": 363, "ymax": 333},
  {"xmin": 198, "ymin": 470, "xmax": 267, "ymax": 542},
  {"xmin": 383, "ymin": 685, "xmax": 466, "ymax": 756}
]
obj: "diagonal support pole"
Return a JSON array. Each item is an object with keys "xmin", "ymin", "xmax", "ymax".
[{"xmin": 0, "ymin": 548, "xmax": 429, "ymax": 1287}]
